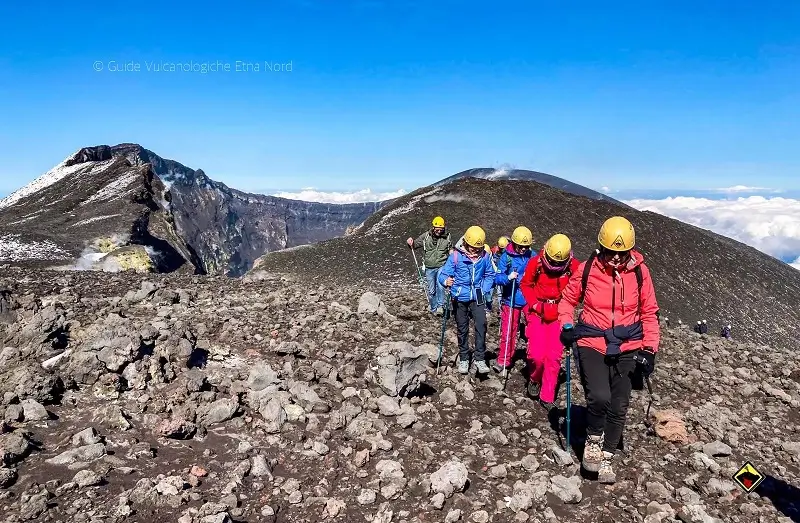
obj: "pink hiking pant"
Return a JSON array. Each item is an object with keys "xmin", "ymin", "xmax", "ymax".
[
  {"xmin": 525, "ymin": 312, "xmax": 563, "ymax": 403},
  {"xmin": 497, "ymin": 304, "xmax": 523, "ymax": 367}
]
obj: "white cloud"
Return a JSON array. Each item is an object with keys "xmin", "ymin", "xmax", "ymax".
[
  {"xmin": 600, "ymin": 186, "xmax": 611, "ymax": 193},
  {"xmin": 714, "ymin": 185, "xmax": 784, "ymax": 194},
  {"xmin": 271, "ymin": 187, "xmax": 407, "ymax": 204},
  {"xmin": 625, "ymin": 196, "xmax": 800, "ymax": 271}
]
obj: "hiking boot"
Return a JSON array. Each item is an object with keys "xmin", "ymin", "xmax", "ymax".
[
  {"xmin": 474, "ymin": 360, "xmax": 490, "ymax": 375},
  {"xmin": 526, "ymin": 380, "xmax": 541, "ymax": 399},
  {"xmin": 538, "ymin": 399, "xmax": 556, "ymax": 412},
  {"xmin": 582, "ymin": 434, "xmax": 604, "ymax": 473},
  {"xmin": 434, "ymin": 307, "xmax": 444, "ymax": 316},
  {"xmin": 491, "ymin": 361, "xmax": 506, "ymax": 374},
  {"xmin": 598, "ymin": 451, "xmax": 617, "ymax": 484},
  {"xmin": 458, "ymin": 360, "xmax": 470, "ymax": 375}
]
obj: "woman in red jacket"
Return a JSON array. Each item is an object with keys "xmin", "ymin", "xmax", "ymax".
[
  {"xmin": 558, "ymin": 216, "xmax": 659, "ymax": 484},
  {"xmin": 519, "ymin": 233, "xmax": 580, "ymax": 410}
]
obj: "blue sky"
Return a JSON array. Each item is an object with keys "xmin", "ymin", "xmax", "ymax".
[{"xmin": 1, "ymin": 0, "xmax": 799, "ymax": 198}]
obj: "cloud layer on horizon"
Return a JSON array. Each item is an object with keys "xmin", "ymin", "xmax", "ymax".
[
  {"xmin": 625, "ymin": 195, "xmax": 800, "ymax": 270},
  {"xmin": 271, "ymin": 187, "xmax": 407, "ymax": 203}
]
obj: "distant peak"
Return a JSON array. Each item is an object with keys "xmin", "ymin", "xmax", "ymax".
[{"xmin": 65, "ymin": 145, "xmax": 114, "ymax": 167}]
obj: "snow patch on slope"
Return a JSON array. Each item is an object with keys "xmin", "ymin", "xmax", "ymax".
[
  {"xmin": 0, "ymin": 161, "xmax": 87, "ymax": 209},
  {"xmin": 365, "ymin": 187, "xmax": 442, "ymax": 236},
  {"xmin": 69, "ymin": 214, "xmax": 124, "ymax": 227},
  {"xmin": 424, "ymin": 193, "xmax": 468, "ymax": 204},
  {"xmin": 82, "ymin": 172, "xmax": 139, "ymax": 205},
  {"xmin": 0, "ymin": 234, "xmax": 71, "ymax": 261}
]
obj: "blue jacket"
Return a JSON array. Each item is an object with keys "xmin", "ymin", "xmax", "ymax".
[
  {"xmin": 494, "ymin": 244, "xmax": 532, "ymax": 307},
  {"xmin": 438, "ymin": 247, "xmax": 498, "ymax": 303}
]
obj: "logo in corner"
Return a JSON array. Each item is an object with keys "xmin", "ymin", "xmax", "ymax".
[{"xmin": 733, "ymin": 461, "xmax": 764, "ymax": 493}]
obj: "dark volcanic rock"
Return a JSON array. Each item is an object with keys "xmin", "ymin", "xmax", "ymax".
[{"xmin": 0, "ymin": 267, "xmax": 797, "ymax": 522}]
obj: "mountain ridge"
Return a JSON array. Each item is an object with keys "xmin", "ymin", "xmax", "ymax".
[{"xmin": 0, "ymin": 144, "xmax": 386, "ymax": 275}]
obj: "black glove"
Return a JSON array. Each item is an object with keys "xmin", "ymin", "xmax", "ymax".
[
  {"xmin": 634, "ymin": 348, "xmax": 656, "ymax": 376},
  {"xmin": 560, "ymin": 325, "xmax": 578, "ymax": 346}
]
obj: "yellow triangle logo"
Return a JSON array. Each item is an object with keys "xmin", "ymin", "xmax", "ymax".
[
  {"xmin": 554, "ymin": 250, "xmax": 562, "ymax": 258},
  {"xmin": 612, "ymin": 235, "xmax": 626, "ymax": 249},
  {"xmin": 732, "ymin": 462, "xmax": 764, "ymax": 493}
]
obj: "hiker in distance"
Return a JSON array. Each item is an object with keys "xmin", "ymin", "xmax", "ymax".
[
  {"xmin": 558, "ymin": 216, "xmax": 660, "ymax": 484},
  {"xmin": 438, "ymin": 225, "xmax": 498, "ymax": 375},
  {"xmin": 492, "ymin": 226, "xmax": 534, "ymax": 376},
  {"xmin": 406, "ymin": 216, "xmax": 453, "ymax": 316},
  {"xmin": 700, "ymin": 319, "xmax": 708, "ymax": 334},
  {"xmin": 519, "ymin": 233, "xmax": 580, "ymax": 411}
]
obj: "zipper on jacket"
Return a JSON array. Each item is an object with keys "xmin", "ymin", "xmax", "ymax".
[
  {"xmin": 611, "ymin": 269, "xmax": 617, "ymax": 327},
  {"xmin": 471, "ymin": 260, "xmax": 476, "ymax": 301}
]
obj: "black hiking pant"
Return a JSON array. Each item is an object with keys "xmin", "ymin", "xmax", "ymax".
[
  {"xmin": 453, "ymin": 299, "xmax": 487, "ymax": 362},
  {"xmin": 576, "ymin": 347, "xmax": 637, "ymax": 453}
]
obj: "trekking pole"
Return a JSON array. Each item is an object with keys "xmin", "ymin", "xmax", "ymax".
[
  {"xmin": 496, "ymin": 285, "xmax": 502, "ymax": 337},
  {"xmin": 502, "ymin": 278, "xmax": 516, "ymax": 388},
  {"xmin": 564, "ymin": 342, "xmax": 574, "ymax": 452},
  {"xmin": 644, "ymin": 374, "xmax": 654, "ymax": 429},
  {"xmin": 436, "ymin": 290, "xmax": 451, "ymax": 375},
  {"xmin": 409, "ymin": 247, "xmax": 428, "ymax": 302}
]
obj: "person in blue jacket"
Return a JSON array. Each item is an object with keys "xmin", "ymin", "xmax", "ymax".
[
  {"xmin": 491, "ymin": 226, "xmax": 533, "ymax": 374},
  {"xmin": 438, "ymin": 225, "xmax": 498, "ymax": 375}
]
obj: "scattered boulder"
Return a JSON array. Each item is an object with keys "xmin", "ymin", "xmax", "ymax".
[
  {"xmin": 374, "ymin": 342, "xmax": 430, "ymax": 397},
  {"xmin": 430, "ymin": 459, "xmax": 469, "ymax": 498}
]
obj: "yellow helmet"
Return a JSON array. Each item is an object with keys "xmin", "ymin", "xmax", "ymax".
[
  {"xmin": 598, "ymin": 216, "xmax": 635, "ymax": 251},
  {"xmin": 497, "ymin": 236, "xmax": 509, "ymax": 249},
  {"xmin": 511, "ymin": 226, "xmax": 533, "ymax": 247},
  {"xmin": 432, "ymin": 216, "xmax": 445, "ymax": 228},
  {"xmin": 544, "ymin": 234, "xmax": 572, "ymax": 262},
  {"xmin": 463, "ymin": 225, "xmax": 486, "ymax": 248}
]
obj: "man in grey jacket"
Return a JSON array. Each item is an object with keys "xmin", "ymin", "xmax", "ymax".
[{"xmin": 407, "ymin": 216, "xmax": 453, "ymax": 315}]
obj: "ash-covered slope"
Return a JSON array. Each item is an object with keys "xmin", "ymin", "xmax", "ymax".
[
  {"xmin": 254, "ymin": 178, "xmax": 800, "ymax": 351},
  {"xmin": 435, "ymin": 167, "xmax": 621, "ymax": 204},
  {"xmin": 0, "ymin": 268, "xmax": 798, "ymax": 522},
  {"xmin": 0, "ymin": 144, "xmax": 385, "ymax": 276},
  {"xmin": 0, "ymin": 148, "xmax": 199, "ymax": 273}
]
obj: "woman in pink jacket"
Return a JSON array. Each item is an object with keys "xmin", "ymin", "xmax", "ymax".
[{"xmin": 558, "ymin": 216, "xmax": 660, "ymax": 484}]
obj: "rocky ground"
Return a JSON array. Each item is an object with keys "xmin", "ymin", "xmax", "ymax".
[{"xmin": 1, "ymin": 266, "xmax": 799, "ymax": 523}]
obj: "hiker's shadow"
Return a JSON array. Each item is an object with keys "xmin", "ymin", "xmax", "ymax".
[
  {"xmin": 757, "ymin": 475, "xmax": 800, "ymax": 522},
  {"xmin": 547, "ymin": 404, "xmax": 589, "ymax": 455}
]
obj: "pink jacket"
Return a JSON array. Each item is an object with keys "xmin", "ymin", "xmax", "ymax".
[{"xmin": 557, "ymin": 250, "xmax": 660, "ymax": 355}]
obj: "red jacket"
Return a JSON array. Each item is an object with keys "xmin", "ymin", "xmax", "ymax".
[
  {"xmin": 557, "ymin": 249, "xmax": 660, "ymax": 355},
  {"xmin": 519, "ymin": 253, "xmax": 580, "ymax": 323}
]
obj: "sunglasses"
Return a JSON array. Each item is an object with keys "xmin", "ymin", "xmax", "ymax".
[{"xmin": 600, "ymin": 248, "xmax": 632, "ymax": 263}]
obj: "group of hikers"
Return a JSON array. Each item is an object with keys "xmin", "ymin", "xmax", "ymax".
[
  {"xmin": 663, "ymin": 317, "xmax": 732, "ymax": 338},
  {"xmin": 691, "ymin": 319, "xmax": 732, "ymax": 337},
  {"xmin": 406, "ymin": 215, "xmax": 659, "ymax": 483}
]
